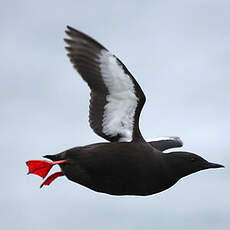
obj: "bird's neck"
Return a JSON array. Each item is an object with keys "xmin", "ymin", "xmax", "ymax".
[{"xmin": 162, "ymin": 154, "xmax": 190, "ymax": 181}]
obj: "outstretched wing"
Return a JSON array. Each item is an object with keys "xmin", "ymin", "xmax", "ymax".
[{"xmin": 64, "ymin": 26, "xmax": 146, "ymax": 142}]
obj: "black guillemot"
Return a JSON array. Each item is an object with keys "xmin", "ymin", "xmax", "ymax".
[{"xmin": 26, "ymin": 26, "xmax": 224, "ymax": 196}]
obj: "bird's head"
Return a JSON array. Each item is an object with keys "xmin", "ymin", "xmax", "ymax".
[{"xmin": 164, "ymin": 151, "xmax": 224, "ymax": 181}]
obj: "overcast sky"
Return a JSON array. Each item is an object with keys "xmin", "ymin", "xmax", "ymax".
[{"xmin": 1, "ymin": 0, "xmax": 230, "ymax": 230}]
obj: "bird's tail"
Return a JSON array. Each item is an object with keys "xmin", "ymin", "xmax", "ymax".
[{"xmin": 43, "ymin": 152, "xmax": 65, "ymax": 161}]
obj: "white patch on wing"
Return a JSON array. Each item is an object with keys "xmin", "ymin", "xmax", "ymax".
[{"xmin": 99, "ymin": 50, "xmax": 138, "ymax": 142}]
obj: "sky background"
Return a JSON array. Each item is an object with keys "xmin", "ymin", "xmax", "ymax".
[{"xmin": 1, "ymin": 0, "xmax": 230, "ymax": 229}]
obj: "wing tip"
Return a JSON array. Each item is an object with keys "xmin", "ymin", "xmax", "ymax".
[
  {"xmin": 172, "ymin": 136, "xmax": 183, "ymax": 147},
  {"xmin": 66, "ymin": 25, "xmax": 74, "ymax": 32},
  {"xmin": 64, "ymin": 25, "xmax": 107, "ymax": 51},
  {"xmin": 65, "ymin": 25, "xmax": 78, "ymax": 38},
  {"xmin": 146, "ymin": 136, "xmax": 184, "ymax": 147}
]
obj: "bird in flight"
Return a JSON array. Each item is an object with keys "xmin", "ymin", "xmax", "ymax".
[{"xmin": 26, "ymin": 26, "xmax": 224, "ymax": 196}]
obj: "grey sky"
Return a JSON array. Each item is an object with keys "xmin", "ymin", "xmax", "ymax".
[{"xmin": 1, "ymin": 0, "xmax": 229, "ymax": 230}]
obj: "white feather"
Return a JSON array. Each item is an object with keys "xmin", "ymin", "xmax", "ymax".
[{"xmin": 99, "ymin": 50, "xmax": 138, "ymax": 142}]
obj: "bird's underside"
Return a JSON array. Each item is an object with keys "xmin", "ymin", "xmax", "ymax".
[
  {"xmin": 26, "ymin": 137, "xmax": 183, "ymax": 190},
  {"xmin": 27, "ymin": 141, "xmax": 179, "ymax": 195}
]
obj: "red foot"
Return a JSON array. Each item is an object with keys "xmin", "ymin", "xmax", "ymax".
[
  {"xmin": 26, "ymin": 160, "xmax": 68, "ymax": 178},
  {"xmin": 40, "ymin": 172, "xmax": 64, "ymax": 188}
]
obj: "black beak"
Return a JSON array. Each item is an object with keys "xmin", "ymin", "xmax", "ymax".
[{"xmin": 206, "ymin": 162, "xmax": 225, "ymax": 169}]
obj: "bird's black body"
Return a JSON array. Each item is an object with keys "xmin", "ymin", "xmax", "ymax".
[
  {"xmin": 44, "ymin": 141, "xmax": 222, "ymax": 196},
  {"xmin": 26, "ymin": 26, "xmax": 224, "ymax": 195},
  {"xmin": 45, "ymin": 142, "xmax": 175, "ymax": 195}
]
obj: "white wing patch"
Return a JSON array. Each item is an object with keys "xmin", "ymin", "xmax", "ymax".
[{"xmin": 99, "ymin": 50, "xmax": 138, "ymax": 142}]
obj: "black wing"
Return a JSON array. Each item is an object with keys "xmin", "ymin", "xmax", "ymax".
[
  {"xmin": 147, "ymin": 137, "xmax": 183, "ymax": 151},
  {"xmin": 65, "ymin": 26, "xmax": 146, "ymax": 142}
]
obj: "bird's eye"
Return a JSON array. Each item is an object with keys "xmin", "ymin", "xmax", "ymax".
[{"xmin": 191, "ymin": 157, "xmax": 196, "ymax": 162}]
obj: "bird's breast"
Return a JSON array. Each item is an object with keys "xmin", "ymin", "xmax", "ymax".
[{"xmin": 61, "ymin": 145, "xmax": 173, "ymax": 195}]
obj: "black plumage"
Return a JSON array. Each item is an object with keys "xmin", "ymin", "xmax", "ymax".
[
  {"xmin": 44, "ymin": 141, "xmax": 223, "ymax": 196},
  {"xmin": 64, "ymin": 26, "xmax": 145, "ymax": 142},
  {"xmin": 26, "ymin": 26, "xmax": 224, "ymax": 196}
]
